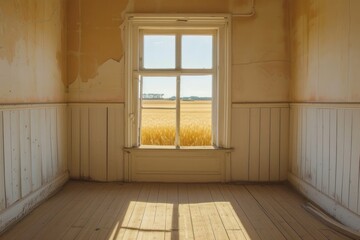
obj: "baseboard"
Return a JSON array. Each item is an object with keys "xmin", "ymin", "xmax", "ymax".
[
  {"xmin": 0, "ymin": 172, "xmax": 69, "ymax": 233},
  {"xmin": 288, "ymin": 173, "xmax": 360, "ymax": 232}
]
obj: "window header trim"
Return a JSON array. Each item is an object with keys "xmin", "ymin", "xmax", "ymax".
[{"xmin": 126, "ymin": 13, "xmax": 231, "ymax": 23}]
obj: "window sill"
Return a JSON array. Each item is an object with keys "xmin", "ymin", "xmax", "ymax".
[{"xmin": 124, "ymin": 146, "xmax": 232, "ymax": 152}]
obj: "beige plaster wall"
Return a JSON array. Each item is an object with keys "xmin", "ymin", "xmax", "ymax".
[
  {"xmin": 67, "ymin": 0, "xmax": 290, "ymax": 103},
  {"xmin": 290, "ymin": 0, "xmax": 360, "ymax": 102},
  {"xmin": 0, "ymin": 0, "xmax": 67, "ymax": 104}
]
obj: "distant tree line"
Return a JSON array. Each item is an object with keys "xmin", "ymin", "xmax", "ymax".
[{"xmin": 143, "ymin": 94, "xmax": 211, "ymax": 101}]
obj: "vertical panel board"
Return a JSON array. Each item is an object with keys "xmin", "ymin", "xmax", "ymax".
[
  {"xmin": 249, "ymin": 108, "xmax": 260, "ymax": 181},
  {"xmin": 322, "ymin": 109, "xmax": 330, "ymax": 195},
  {"xmin": 290, "ymin": 107, "xmax": 297, "ymax": 175},
  {"xmin": 280, "ymin": 108, "xmax": 289, "ymax": 181},
  {"xmin": 301, "ymin": 107, "xmax": 307, "ymax": 180},
  {"xmin": 50, "ymin": 108, "xmax": 58, "ymax": 177},
  {"xmin": 3, "ymin": 111, "xmax": 12, "ymax": 206},
  {"xmin": 316, "ymin": 109, "xmax": 323, "ymax": 190},
  {"xmin": 349, "ymin": 110, "xmax": 360, "ymax": 213},
  {"xmin": 61, "ymin": 106, "xmax": 68, "ymax": 172},
  {"xmin": 231, "ymin": 108, "xmax": 250, "ymax": 181},
  {"xmin": 67, "ymin": 107, "xmax": 72, "ymax": 175},
  {"xmin": 309, "ymin": 108, "xmax": 317, "ymax": 187},
  {"xmin": 108, "ymin": 105, "xmax": 125, "ymax": 181},
  {"xmin": 71, "ymin": 107, "xmax": 80, "ymax": 178},
  {"xmin": 89, "ymin": 107, "xmax": 108, "ymax": 181},
  {"xmin": 30, "ymin": 109, "xmax": 42, "ymax": 190},
  {"xmin": 80, "ymin": 108, "xmax": 89, "ymax": 179},
  {"xmin": 305, "ymin": 108, "xmax": 312, "ymax": 183},
  {"xmin": 0, "ymin": 111, "xmax": 6, "ymax": 210},
  {"xmin": 40, "ymin": 109, "xmax": 52, "ymax": 184},
  {"xmin": 39, "ymin": 109, "xmax": 47, "ymax": 184},
  {"xmin": 56, "ymin": 107, "xmax": 63, "ymax": 174},
  {"xmin": 45, "ymin": 109, "xmax": 53, "ymax": 180},
  {"xmin": 341, "ymin": 110, "xmax": 352, "ymax": 208},
  {"xmin": 335, "ymin": 109, "xmax": 345, "ymax": 202},
  {"xmin": 259, "ymin": 108, "xmax": 270, "ymax": 181},
  {"xmin": 8, "ymin": 111, "xmax": 21, "ymax": 206},
  {"xmin": 270, "ymin": 108, "xmax": 280, "ymax": 181},
  {"xmin": 288, "ymin": 108, "xmax": 294, "ymax": 175},
  {"xmin": 19, "ymin": 110, "xmax": 32, "ymax": 197},
  {"xmin": 57, "ymin": 106, "xmax": 67, "ymax": 174},
  {"xmin": 288, "ymin": 108, "xmax": 293, "ymax": 174},
  {"xmin": 329, "ymin": 109, "xmax": 337, "ymax": 198},
  {"xmin": 296, "ymin": 107, "xmax": 302, "ymax": 178}
]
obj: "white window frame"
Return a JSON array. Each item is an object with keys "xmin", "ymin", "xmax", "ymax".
[{"xmin": 125, "ymin": 14, "xmax": 231, "ymax": 149}]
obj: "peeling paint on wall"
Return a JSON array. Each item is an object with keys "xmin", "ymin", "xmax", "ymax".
[
  {"xmin": 67, "ymin": 0, "xmax": 129, "ymax": 86},
  {"xmin": 67, "ymin": 0, "xmax": 290, "ymax": 103},
  {"xmin": 68, "ymin": 58, "xmax": 125, "ymax": 102}
]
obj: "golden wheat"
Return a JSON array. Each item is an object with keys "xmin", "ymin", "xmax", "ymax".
[
  {"xmin": 141, "ymin": 100, "xmax": 212, "ymax": 146},
  {"xmin": 141, "ymin": 124, "xmax": 211, "ymax": 146}
]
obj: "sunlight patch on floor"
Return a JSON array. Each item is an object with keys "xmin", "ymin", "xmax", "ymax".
[{"xmin": 108, "ymin": 201, "xmax": 250, "ymax": 240}]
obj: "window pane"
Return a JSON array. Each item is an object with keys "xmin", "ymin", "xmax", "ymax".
[
  {"xmin": 141, "ymin": 109, "xmax": 176, "ymax": 146},
  {"xmin": 182, "ymin": 35, "xmax": 213, "ymax": 69},
  {"xmin": 180, "ymin": 75, "xmax": 212, "ymax": 146},
  {"xmin": 143, "ymin": 35, "xmax": 176, "ymax": 69},
  {"xmin": 142, "ymin": 77, "xmax": 176, "ymax": 108},
  {"xmin": 141, "ymin": 76, "xmax": 176, "ymax": 146}
]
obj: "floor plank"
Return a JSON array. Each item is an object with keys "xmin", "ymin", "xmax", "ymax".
[
  {"xmin": 0, "ymin": 181, "xmax": 351, "ymax": 240},
  {"xmin": 178, "ymin": 184, "xmax": 195, "ymax": 240},
  {"xmin": 267, "ymin": 185, "xmax": 352, "ymax": 240},
  {"xmin": 208, "ymin": 184, "xmax": 248, "ymax": 239},
  {"xmin": 2, "ymin": 182, "xmax": 88, "ymax": 240},
  {"xmin": 248, "ymin": 185, "xmax": 315, "ymax": 240},
  {"xmin": 187, "ymin": 184, "xmax": 216, "ymax": 240},
  {"xmin": 229, "ymin": 185, "xmax": 287, "ymax": 240},
  {"xmin": 246, "ymin": 185, "xmax": 303, "ymax": 240}
]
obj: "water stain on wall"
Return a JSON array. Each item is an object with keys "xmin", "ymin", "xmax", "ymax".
[
  {"xmin": 0, "ymin": 1, "xmax": 23, "ymax": 64},
  {"xmin": 0, "ymin": 0, "xmax": 67, "ymax": 103},
  {"xmin": 290, "ymin": 0, "xmax": 360, "ymax": 102}
]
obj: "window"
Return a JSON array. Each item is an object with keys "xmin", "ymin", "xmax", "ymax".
[
  {"xmin": 125, "ymin": 15, "xmax": 231, "ymax": 149},
  {"xmin": 140, "ymin": 32, "xmax": 214, "ymax": 147}
]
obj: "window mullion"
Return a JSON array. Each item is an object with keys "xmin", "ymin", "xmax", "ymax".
[
  {"xmin": 139, "ymin": 76, "xmax": 143, "ymax": 145},
  {"xmin": 139, "ymin": 31, "xmax": 144, "ymax": 69},
  {"xmin": 136, "ymin": 69, "xmax": 214, "ymax": 76},
  {"xmin": 175, "ymin": 33, "xmax": 181, "ymax": 147},
  {"xmin": 176, "ymin": 33, "xmax": 181, "ymax": 70},
  {"xmin": 176, "ymin": 76, "xmax": 180, "ymax": 147}
]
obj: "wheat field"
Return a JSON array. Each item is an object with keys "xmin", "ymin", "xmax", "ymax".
[{"xmin": 141, "ymin": 100, "xmax": 212, "ymax": 146}]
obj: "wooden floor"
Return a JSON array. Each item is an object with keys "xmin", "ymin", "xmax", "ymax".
[{"xmin": 0, "ymin": 181, "xmax": 350, "ymax": 240}]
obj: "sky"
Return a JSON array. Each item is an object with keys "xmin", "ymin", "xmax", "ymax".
[
  {"xmin": 142, "ymin": 35, "xmax": 213, "ymax": 98},
  {"xmin": 142, "ymin": 76, "xmax": 212, "ymax": 98}
]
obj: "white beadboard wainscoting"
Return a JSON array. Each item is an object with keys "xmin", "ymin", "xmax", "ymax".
[
  {"xmin": 289, "ymin": 103, "xmax": 360, "ymax": 231},
  {"xmin": 68, "ymin": 104, "xmax": 230, "ymax": 183},
  {"xmin": 67, "ymin": 103, "xmax": 124, "ymax": 181},
  {"xmin": 231, "ymin": 103, "xmax": 290, "ymax": 182},
  {"xmin": 0, "ymin": 104, "xmax": 68, "ymax": 232}
]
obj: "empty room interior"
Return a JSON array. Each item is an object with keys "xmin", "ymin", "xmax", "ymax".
[{"xmin": 1, "ymin": 0, "xmax": 360, "ymax": 239}]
